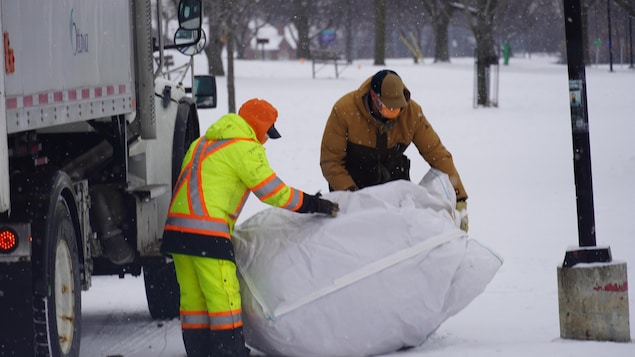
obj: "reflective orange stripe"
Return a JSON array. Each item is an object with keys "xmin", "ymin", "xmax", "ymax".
[
  {"xmin": 260, "ymin": 181, "xmax": 285, "ymax": 200},
  {"xmin": 210, "ymin": 320, "xmax": 243, "ymax": 331},
  {"xmin": 252, "ymin": 173, "xmax": 286, "ymax": 200},
  {"xmin": 229, "ymin": 190, "xmax": 250, "ymax": 221},
  {"xmin": 172, "ymin": 165, "xmax": 191, "ymax": 196},
  {"xmin": 280, "ymin": 187, "xmax": 303, "ymax": 211},
  {"xmin": 251, "ymin": 173, "xmax": 276, "ymax": 193},
  {"xmin": 202, "ymin": 138, "xmax": 242, "ymax": 157},
  {"xmin": 188, "ymin": 138, "xmax": 248, "ymax": 216},
  {"xmin": 168, "ymin": 138, "xmax": 244, "ymax": 237},
  {"xmin": 189, "ymin": 139, "xmax": 210, "ymax": 216},
  {"xmin": 181, "ymin": 310, "xmax": 210, "ymax": 329},
  {"xmin": 164, "ymin": 225, "xmax": 231, "ymax": 239},
  {"xmin": 165, "ymin": 214, "xmax": 231, "ymax": 238},
  {"xmin": 209, "ymin": 309, "xmax": 243, "ymax": 331}
]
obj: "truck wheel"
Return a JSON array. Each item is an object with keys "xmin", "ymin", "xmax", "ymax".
[
  {"xmin": 143, "ymin": 259, "xmax": 180, "ymax": 319},
  {"xmin": 33, "ymin": 183, "xmax": 81, "ymax": 357},
  {"xmin": 142, "ymin": 106, "xmax": 198, "ymax": 320}
]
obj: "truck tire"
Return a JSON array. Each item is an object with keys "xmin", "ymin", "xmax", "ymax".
[
  {"xmin": 143, "ymin": 259, "xmax": 180, "ymax": 319},
  {"xmin": 171, "ymin": 102, "xmax": 200, "ymax": 185},
  {"xmin": 32, "ymin": 173, "xmax": 81, "ymax": 357},
  {"xmin": 143, "ymin": 105, "xmax": 198, "ymax": 320}
]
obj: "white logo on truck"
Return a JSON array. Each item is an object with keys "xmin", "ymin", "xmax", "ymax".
[{"xmin": 69, "ymin": 9, "xmax": 89, "ymax": 55}]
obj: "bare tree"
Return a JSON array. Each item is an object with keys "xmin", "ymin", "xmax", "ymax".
[
  {"xmin": 580, "ymin": 0, "xmax": 599, "ymax": 65},
  {"xmin": 458, "ymin": 0, "xmax": 501, "ymax": 106},
  {"xmin": 580, "ymin": 0, "xmax": 634, "ymax": 65},
  {"xmin": 374, "ymin": 0, "xmax": 386, "ymax": 65},
  {"xmin": 201, "ymin": 0, "xmax": 254, "ymax": 108},
  {"xmin": 203, "ymin": 0, "xmax": 227, "ymax": 76},
  {"xmin": 287, "ymin": 1, "xmax": 340, "ymax": 59},
  {"xmin": 292, "ymin": 0, "xmax": 312, "ymax": 59},
  {"xmin": 491, "ymin": 0, "xmax": 563, "ymax": 60},
  {"xmin": 614, "ymin": 0, "xmax": 635, "ymax": 16},
  {"xmin": 225, "ymin": 0, "xmax": 237, "ymax": 112},
  {"xmin": 344, "ymin": 0, "xmax": 354, "ymax": 62},
  {"xmin": 418, "ymin": 0, "xmax": 458, "ymax": 62},
  {"xmin": 232, "ymin": 4, "xmax": 270, "ymax": 60}
]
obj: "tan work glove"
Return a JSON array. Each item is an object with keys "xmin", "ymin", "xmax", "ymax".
[{"xmin": 456, "ymin": 200, "xmax": 468, "ymax": 232}]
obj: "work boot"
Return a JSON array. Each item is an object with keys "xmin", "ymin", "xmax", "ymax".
[
  {"xmin": 182, "ymin": 328, "xmax": 211, "ymax": 357},
  {"xmin": 210, "ymin": 327, "xmax": 250, "ymax": 357}
]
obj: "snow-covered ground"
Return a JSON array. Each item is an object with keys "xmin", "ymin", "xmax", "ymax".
[{"xmin": 80, "ymin": 55, "xmax": 635, "ymax": 356}]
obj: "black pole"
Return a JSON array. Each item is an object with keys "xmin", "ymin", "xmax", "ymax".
[
  {"xmin": 607, "ymin": 0, "xmax": 614, "ymax": 71},
  {"xmin": 563, "ymin": 0, "xmax": 597, "ymax": 248},
  {"xmin": 629, "ymin": 15, "xmax": 634, "ymax": 68}
]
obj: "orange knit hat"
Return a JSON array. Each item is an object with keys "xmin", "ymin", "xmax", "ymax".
[{"xmin": 238, "ymin": 98, "xmax": 281, "ymax": 142}]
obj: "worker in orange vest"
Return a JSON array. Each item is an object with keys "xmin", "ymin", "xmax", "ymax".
[{"xmin": 161, "ymin": 98, "xmax": 339, "ymax": 357}]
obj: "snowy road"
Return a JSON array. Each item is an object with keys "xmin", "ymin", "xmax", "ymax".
[{"xmin": 80, "ymin": 276, "xmax": 186, "ymax": 357}]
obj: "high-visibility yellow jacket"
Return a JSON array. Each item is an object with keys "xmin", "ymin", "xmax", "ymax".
[{"xmin": 161, "ymin": 113, "xmax": 318, "ymax": 261}]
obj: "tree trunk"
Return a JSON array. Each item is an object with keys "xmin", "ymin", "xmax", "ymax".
[
  {"xmin": 581, "ymin": 1, "xmax": 591, "ymax": 65},
  {"xmin": 474, "ymin": 29, "xmax": 497, "ymax": 106},
  {"xmin": 204, "ymin": 34, "xmax": 225, "ymax": 76},
  {"xmin": 469, "ymin": 0, "xmax": 499, "ymax": 107},
  {"xmin": 433, "ymin": 14, "xmax": 451, "ymax": 62},
  {"xmin": 420, "ymin": 0, "xmax": 455, "ymax": 63},
  {"xmin": 345, "ymin": 0, "xmax": 353, "ymax": 63},
  {"xmin": 374, "ymin": 0, "xmax": 386, "ymax": 66},
  {"xmin": 226, "ymin": 1, "xmax": 236, "ymax": 112},
  {"xmin": 203, "ymin": 0, "xmax": 225, "ymax": 76},
  {"xmin": 293, "ymin": 0, "xmax": 311, "ymax": 59}
]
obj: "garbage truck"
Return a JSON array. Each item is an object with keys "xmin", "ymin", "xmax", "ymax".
[{"xmin": 0, "ymin": 0, "xmax": 217, "ymax": 355}]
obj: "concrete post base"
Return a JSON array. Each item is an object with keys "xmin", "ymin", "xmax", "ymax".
[{"xmin": 557, "ymin": 262, "xmax": 631, "ymax": 342}]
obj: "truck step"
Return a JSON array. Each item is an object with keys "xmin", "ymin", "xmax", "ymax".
[{"xmin": 129, "ymin": 184, "xmax": 170, "ymax": 202}]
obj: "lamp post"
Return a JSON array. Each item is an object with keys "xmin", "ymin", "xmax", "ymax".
[
  {"xmin": 629, "ymin": 15, "xmax": 634, "ymax": 68},
  {"xmin": 607, "ymin": 0, "xmax": 614, "ymax": 71},
  {"xmin": 557, "ymin": 0, "xmax": 630, "ymax": 343},
  {"xmin": 565, "ymin": 0, "xmax": 599, "ymax": 253}
]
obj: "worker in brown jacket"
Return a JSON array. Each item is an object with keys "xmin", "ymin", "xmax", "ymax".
[{"xmin": 320, "ymin": 69, "xmax": 469, "ymax": 231}]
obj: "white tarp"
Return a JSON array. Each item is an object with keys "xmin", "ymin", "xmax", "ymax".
[{"xmin": 233, "ymin": 170, "xmax": 503, "ymax": 357}]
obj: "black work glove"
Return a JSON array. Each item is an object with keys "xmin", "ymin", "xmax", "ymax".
[{"xmin": 315, "ymin": 193, "xmax": 339, "ymax": 217}]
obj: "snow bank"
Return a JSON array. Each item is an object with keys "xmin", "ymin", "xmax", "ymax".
[{"xmin": 233, "ymin": 170, "xmax": 502, "ymax": 357}]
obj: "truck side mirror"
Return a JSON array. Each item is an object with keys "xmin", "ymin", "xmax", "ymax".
[
  {"xmin": 194, "ymin": 75, "xmax": 217, "ymax": 109},
  {"xmin": 174, "ymin": 29, "xmax": 206, "ymax": 56},
  {"xmin": 178, "ymin": 0, "xmax": 202, "ymax": 30}
]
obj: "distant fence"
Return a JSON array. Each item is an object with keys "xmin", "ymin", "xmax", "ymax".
[{"xmin": 310, "ymin": 49, "xmax": 349, "ymax": 79}]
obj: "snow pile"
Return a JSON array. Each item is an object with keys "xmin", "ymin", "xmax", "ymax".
[{"xmin": 233, "ymin": 170, "xmax": 503, "ymax": 357}]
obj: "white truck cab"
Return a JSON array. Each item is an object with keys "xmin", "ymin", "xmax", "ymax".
[{"xmin": 0, "ymin": 1, "xmax": 216, "ymax": 356}]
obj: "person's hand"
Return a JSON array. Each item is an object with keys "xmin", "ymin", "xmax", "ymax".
[
  {"xmin": 316, "ymin": 197, "xmax": 340, "ymax": 217},
  {"xmin": 456, "ymin": 200, "xmax": 468, "ymax": 232}
]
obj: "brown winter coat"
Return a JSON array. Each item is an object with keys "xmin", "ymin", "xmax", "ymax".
[{"xmin": 320, "ymin": 76, "xmax": 467, "ymax": 201}]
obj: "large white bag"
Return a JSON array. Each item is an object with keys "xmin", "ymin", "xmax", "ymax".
[{"xmin": 233, "ymin": 170, "xmax": 502, "ymax": 357}]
